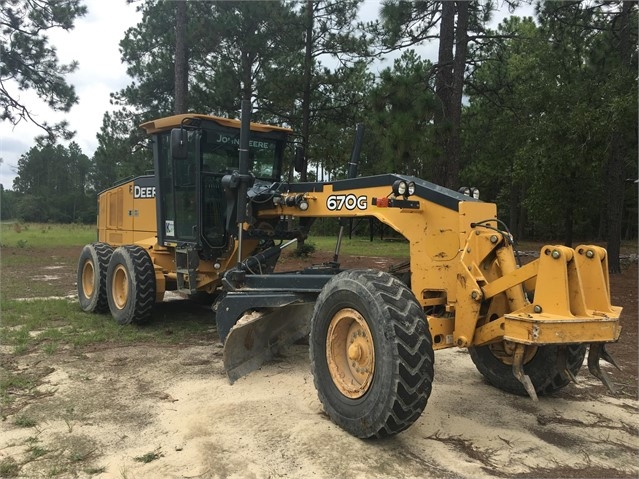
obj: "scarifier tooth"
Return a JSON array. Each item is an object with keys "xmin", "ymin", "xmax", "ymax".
[
  {"xmin": 588, "ymin": 343, "xmax": 617, "ymax": 394},
  {"xmin": 564, "ymin": 366, "xmax": 578, "ymax": 384},
  {"xmin": 600, "ymin": 345, "xmax": 621, "ymax": 371},
  {"xmin": 512, "ymin": 344, "xmax": 538, "ymax": 401},
  {"xmin": 557, "ymin": 347, "xmax": 578, "ymax": 384}
]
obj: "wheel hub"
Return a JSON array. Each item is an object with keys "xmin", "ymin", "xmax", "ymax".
[
  {"xmin": 326, "ymin": 308, "xmax": 375, "ymax": 399},
  {"xmin": 112, "ymin": 264, "xmax": 129, "ymax": 310},
  {"xmin": 490, "ymin": 340, "xmax": 537, "ymax": 365},
  {"xmin": 81, "ymin": 260, "xmax": 95, "ymax": 297}
]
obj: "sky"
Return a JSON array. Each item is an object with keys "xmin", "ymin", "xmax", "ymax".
[
  {"xmin": 0, "ymin": 0, "xmax": 143, "ymax": 189},
  {"xmin": 0, "ymin": 0, "xmax": 534, "ymax": 191}
]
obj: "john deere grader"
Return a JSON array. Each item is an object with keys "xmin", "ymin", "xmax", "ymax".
[{"xmin": 77, "ymin": 101, "xmax": 622, "ymax": 438}]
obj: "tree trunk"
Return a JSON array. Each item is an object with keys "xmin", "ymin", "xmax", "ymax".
[
  {"xmin": 434, "ymin": 1, "xmax": 468, "ymax": 190},
  {"xmin": 433, "ymin": 1, "xmax": 455, "ymax": 188},
  {"xmin": 606, "ymin": 1, "xmax": 633, "ymax": 274},
  {"xmin": 447, "ymin": 0, "xmax": 469, "ymax": 190},
  {"xmin": 300, "ymin": 0, "xmax": 314, "ymax": 182},
  {"xmin": 174, "ymin": 0, "xmax": 188, "ymax": 114},
  {"xmin": 606, "ymin": 139, "xmax": 625, "ymax": 273},
  {"xmin": 509, "ymin": 178, "xmax": 520, "ymax": 236},
  {"xmin": 517, "ymin": 202, "xmax": 527, "ymax": 240},
  {"xmin": 563, "ymin": 203, "xmax": 573, "ymax": 247}
]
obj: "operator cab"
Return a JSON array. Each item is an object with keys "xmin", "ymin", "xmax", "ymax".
[{"xmin": 141, "ymin": 114, "xmax": 291, "ymax": 256}]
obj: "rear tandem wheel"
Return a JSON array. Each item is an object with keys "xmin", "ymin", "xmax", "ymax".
[
  {"xmin": 77, "ymin": 242, "xmax": 113, "ymax": 313},
  {"xmin": 106, "ymin": 245, "xmax": 156, "ymax": 325},
  {"xmin": 309, "ymin": 269, "xmax": 434, "ymax": 438}
]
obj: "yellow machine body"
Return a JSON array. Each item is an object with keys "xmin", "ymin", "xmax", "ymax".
[
  {"xmin": 79, "ymin": 109, "xmax": 623, "ymax": 439},
  {"xmin": 253, "ymin": 184, "xmax": 622, "ymax": 351},
  {"xmin": 94, "ymin": 113, "xmax": 292, "ymax": 300}
]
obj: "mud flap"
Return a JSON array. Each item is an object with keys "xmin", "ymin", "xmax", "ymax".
[{"xmin": 223, "ymin": 302, "xmax": 315, "ymax": 384}]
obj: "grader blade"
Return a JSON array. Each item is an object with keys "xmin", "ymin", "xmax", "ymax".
[
  {"xmin": 223, "ymin": 303, "xmax": 314, "ymax": 384},
  {"xmin": 588, "ymin": 343, "xmax": 619, "ymax": 394}
]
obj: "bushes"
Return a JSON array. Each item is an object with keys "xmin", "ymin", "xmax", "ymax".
[{"xmin": 9, "ymin": 193, "xmax": 96, "ymax": 224}]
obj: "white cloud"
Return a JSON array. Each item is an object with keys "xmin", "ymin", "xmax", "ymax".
[{"xmin": 0, "ymin": 0, "xmax": 142, "ymax": 190}]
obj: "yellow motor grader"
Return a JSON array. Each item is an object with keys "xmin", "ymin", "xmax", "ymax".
[{"xmin": 78, "ymin": 101, "xmax": 622, "ymax": 438}]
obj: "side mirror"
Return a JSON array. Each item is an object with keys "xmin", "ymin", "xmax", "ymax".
[
  {"xmin": 294, "ymin": 146, "xmax": 305, "ymax": 173},
  {"xmin": 170, "ymin": 128, "xmax": 188, "ymax": 160}
]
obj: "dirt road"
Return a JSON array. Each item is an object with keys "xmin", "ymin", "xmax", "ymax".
[
  {"xmin": 1, "ymin": 249, "xmax": 637, "ymax": 478},
  {"xmin": 2, "ymin": 320, "xmax": 637, "ymax": 478}
]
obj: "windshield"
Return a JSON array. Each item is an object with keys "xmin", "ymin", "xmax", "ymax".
[
  {"xmin": 202, "ymin": 128, "xmax": 279, "ymax": 179},
  {"xmin": 153, "ymin": 121, "xmax": 287, "ymax": 250}
]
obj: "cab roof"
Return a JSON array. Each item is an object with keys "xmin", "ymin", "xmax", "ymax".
[{"xmin": 140, "ymin": 113, "xmax": 292, "ymax": 135}]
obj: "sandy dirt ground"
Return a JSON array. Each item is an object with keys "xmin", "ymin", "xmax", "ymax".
[{"xmin": 1, "ymin": 248, "xmax": 638, "ymax": 479}]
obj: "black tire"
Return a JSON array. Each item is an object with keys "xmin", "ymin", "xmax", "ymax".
[
  {"xmin": 187, "ymin": 291, "xmax": 217, "ymax": 306},
  {"xmin": 106, "ymin": 245, "xmax": 156, "ymax": 325},
  {"xmin": 77, "ymin": 242, "xmax": 113, "ymax": 313},
  {"xmin": 469, "ymin": 343, "xmax": 587, "ymax": 396},
  {"xmin": 310, "ymin": 269, "xmax": 434, "ymax": 438}
]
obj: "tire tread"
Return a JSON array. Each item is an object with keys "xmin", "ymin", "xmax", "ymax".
[
  {"xmin": 107, "ymin": 245, "xmax": 156, "ymax": 324},
  {"xmin": 92, "ymin": 242, "xmax": 113, "ymax": 313},
  {"xmin": 311, "ymin": 269, "xmax": 434, "ymax": 438},
  {"xmin": 469, "ymin": 343, "xmax": 586, "ymax": 396},
  {"xmin": 77, "ymin": 242, "xmax": 113, "ymax": 313}
]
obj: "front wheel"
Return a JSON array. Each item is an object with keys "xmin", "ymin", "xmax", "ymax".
[
  {"xmin": 106, "ymin": 245, "xmax": 156, "ymax": 325},
  {"xmin": 77, "ymin": 242, "xmax": 113, "ymax": 313},
  {"xmin": 310, "ymin": 269, "xmax": 434, "ymax": 438},
  {"xmin": 469, "ymin": 342, "xmax": 586, "ymax": 396}
]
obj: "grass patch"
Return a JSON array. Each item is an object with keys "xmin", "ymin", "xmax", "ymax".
[
  {"xmin": 27, "ymin": 445, "xmax": 48, "ymax": 459},
  {"xmin": 0, "ymin": 370, "xmax": 40, "ymax": 413},
  {"xmin": 0, "ymin": 457, "xmax": 20, "ymax": 477},
  {"xmin": 85, "ymin": 466, "xmax": 107, "ymax": 474},
  {"xmin": 134, "ymin": 448, "xmax": 163, "ymax": 463},
  {"xmin": 14, "ymin": 414, "xmax": 37, "ymax": 428},
  {"xmin": 0, "ymin": 298, "xmax": 217, "ymax": 357},
  {"xmin": 0, "ymin": 223, "xmax": 94, "ymax": 248},
  {"xmin": 1, "ymin": 251, "xmax": 57, "ymax": 268},
  {"xmin": 304, "ymin": 236, "xmax": 409, "ymax": 258}
]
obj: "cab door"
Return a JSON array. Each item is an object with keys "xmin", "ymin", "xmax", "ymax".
[{"xmin": 155, "ymin": 129, "xmax": 201, "ymax": 246}]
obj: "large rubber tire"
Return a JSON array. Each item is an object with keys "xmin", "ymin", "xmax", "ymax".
[
  {"xmin": 469, "ymin": 343, "xmax": 587, "ymax": 396},
  {"xmin": 187, "ymin": 291, "xmax": 217, "ymax": 306},
  {"xmin": 310, "ymin": 269, "xmax": 434, "ymax": 438},
  {"xmin": 77, "ymin": 242, "xmax": 113, "ymax": 313},
  {"xmin": 106, "ymin": 245, "xmax": 156, "ymax": 325}
]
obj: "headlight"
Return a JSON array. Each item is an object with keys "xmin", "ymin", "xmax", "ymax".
[
  {"xmin": 471, "ymin": 187, "xmax": 480, "ymax": 199},
  {"xmin": 392, "ymin": 180, "xmax": 408, "ymax": 197},
  {"xmin": 458, "ymin": 186, "xmax": 471, "ymax": 196},
  {"xmin": 407, "ymin": 181, "xmax": 416, "ymax": 196}
]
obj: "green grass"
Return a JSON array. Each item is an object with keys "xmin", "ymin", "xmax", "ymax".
[
  {"xmin": 14, "ymin": 414, "xmax": 37, "ymax": 428},
  {"xmin": 0, "ymin": 222, "xmax": 95, "ymax": 248},
  {"xmin": 1, "ymin": 371, "xmax": 39, "ymax": 409},
  {"xmin": 134, "ymin": 449, "xmax": 163, "ymax": 463},
  {"xmin": 0, "ymin": 298, "xmax": 216, "ymax": 417},
  {"xmin": 27, "ymin": 445, "xmax": 48, "ymax": 459},
  {"xmin": 304, "ymin": 236, "xmax": 409, "ymax": 258},
  {"xmin": 0, "ymin": 298, "xmax": 216, "ymax": 356},
  {"xmin": 0, "ymin": 457, "xmax": 19, "ymax": 477}
]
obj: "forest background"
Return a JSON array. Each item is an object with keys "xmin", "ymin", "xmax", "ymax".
[{"xmin": 1, "ymin": 0, "xmax": 637, "ymax": 273}]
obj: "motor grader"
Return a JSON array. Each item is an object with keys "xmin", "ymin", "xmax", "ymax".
[{"xmin": 78, "ymin": 100, "xmax": 622, "ymax": 439}]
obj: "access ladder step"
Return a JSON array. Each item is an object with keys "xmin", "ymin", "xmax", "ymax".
[{"xmin": 175, "ymin": 248, "xmax": 200, "ymax": 294}]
